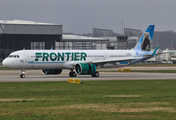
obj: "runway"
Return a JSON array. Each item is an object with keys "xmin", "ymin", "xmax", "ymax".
[{"xmin": 0, "ymin": 67, "xmax": 176, "ymax": 82}]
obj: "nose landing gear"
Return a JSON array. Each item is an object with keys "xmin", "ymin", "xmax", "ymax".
[{"xmin": 20, "ymin": 69, "xmax": 25, "ymax": 78}]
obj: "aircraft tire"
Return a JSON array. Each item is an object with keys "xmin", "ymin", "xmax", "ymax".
[
  {"xmin": 69, "ymin": 72, "xmax": 72, "ymax": 77},
  {"xmin": 69, "ymin": 72, "xmax": 77, "ymax": 77},
  {"xmin": 20, "ymin": 74, "xmax": 25, "ymax": 78},
  {"xmin": 72, "ymin": 72, "xmax": 77, "ymax": 77},
  {"xmin": 92, "ymin": 72, "xmax": 99, "ymax": 77}
]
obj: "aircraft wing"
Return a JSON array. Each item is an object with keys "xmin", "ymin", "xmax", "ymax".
[
  {"xmin": 89, "ymin": 57, "xmax": 143, "ymax": 64},
  {"xmin": 72, "ymin": 57, "xmax": 142, "ymax": 66},
  {"xmin": 89, "ymin": 46, "xmax": 159, "ymax": 65},
  {"xmin": 72, "ymin": 46, "xmax": 160, "ymax": 66}
]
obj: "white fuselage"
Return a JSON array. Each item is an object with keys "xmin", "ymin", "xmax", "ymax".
[{"xmin": 2, "ymin": 49, "xmax": 137, "ymax": 69}]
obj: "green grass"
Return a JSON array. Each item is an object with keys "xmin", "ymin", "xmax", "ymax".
[
  {"xmin": 98, "ymin": 70, "xmax": 176, "ymax": 73},
  {"xmin": 0, "ymin": 80, "xmax": 176, "ymax": 119},
  {"xmin": 130, "ymin": 64, "xmax": 176, "ymax": 67},
  {"xmin": 0, "ymin": 67, "xmax": 15, "ymax": 70},
  {"xmin": 131, "ymin": 70, "xmax": 176, "ymax": 73}
]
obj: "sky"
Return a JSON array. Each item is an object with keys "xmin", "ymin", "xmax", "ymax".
[{"xmin": 0, "ymin": 0, "xmax": 176, "ymax": 34}]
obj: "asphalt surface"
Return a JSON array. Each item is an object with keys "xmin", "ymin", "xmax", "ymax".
[{"xmin": 0, "ymin": 66, "xmax": 176, "ymax": 82}]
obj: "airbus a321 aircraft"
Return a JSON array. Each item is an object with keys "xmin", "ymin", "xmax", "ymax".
[{"xmin": 2, "ymin": 25, "xmax": 158, "ymax": 78}]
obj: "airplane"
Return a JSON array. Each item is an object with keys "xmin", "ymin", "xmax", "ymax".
[{"xmin": 2, "ymin": 25, "xmax": 158, "ymax": 78}]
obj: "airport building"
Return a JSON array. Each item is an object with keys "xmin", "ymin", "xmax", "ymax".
[
  {"xmin": 61, "ymin": 35, "xmax": 108, "ymax": 50},
  {"xmin": 127, "ymin": 36, "xmax": 139, "ymax": 49},
  {"xmin": 93, "ymin": 28, "xmax": 128, "ymax": 50},
  {"xmin": 0, "ymin": 20, "xmax": 108, "ymax": 61}
]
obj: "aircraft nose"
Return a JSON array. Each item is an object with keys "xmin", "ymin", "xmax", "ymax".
[{"xmin": 2, "ymin": 59, "xmax": 8, "ymax": 67}]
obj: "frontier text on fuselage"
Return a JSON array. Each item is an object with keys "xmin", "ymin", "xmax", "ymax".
[{"xmin": 35, "ymin": 52, "xmax": 87, "ymax": 61}]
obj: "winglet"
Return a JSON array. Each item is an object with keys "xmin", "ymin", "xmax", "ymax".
[{"xmin": 152, "ymin": 46, "xmax": 159, "ymax": 56}]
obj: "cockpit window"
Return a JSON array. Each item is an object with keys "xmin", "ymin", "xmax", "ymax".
[
  {"xmin": 8, "ymin": 55, "xmax": 13, "ymax": 58},
  {"xmin": 8, "ymin": 55, "xmax": 20, "ymax": 58}
]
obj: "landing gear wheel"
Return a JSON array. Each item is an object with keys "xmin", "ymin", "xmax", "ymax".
[
  {"xmin": 92, "ymin": 71, "xmax": 99, "ymax": 77},
  {"xmin": 20, "ymin": 74, "xmax": 25, "ymax": 78},
  {"xmin": 69, "ymin": 72, "xmax": 72, "ymax": 77},
  {"xmin": 20, "ymin": 69, "xmax": 26, "ymax": 78},
  {"xmin": 72, "ymin": 72, "xmax": 77, "ymax": 77},
  {"xmin": 69, "ymin": 72, "xmax": 77, "ymax": 77}
]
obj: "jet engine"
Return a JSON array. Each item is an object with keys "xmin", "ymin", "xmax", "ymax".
[
  {"xmin": 75, "ymin": 63, "xmax": 96, "ymax": 75},
  {"xmin": 42, "ymin": 69, "xmax": 62, "ymax": 75}
]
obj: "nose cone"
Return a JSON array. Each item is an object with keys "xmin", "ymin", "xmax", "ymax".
[{"xmin": 2, "ymin": 59, "xmax": 8, "ymax": 67}]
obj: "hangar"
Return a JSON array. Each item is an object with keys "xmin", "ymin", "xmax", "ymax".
[
  {"xmin": 0, "ymin": 20, "xmax": 108, "ymax": 61},
  {"xmin": 0, "ymin": 20, "xmax": 62, "ymax": 61}
]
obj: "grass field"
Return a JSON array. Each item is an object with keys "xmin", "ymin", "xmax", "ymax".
[
  {"xmin": 131, "ymin": 70, "xmax": 176, "ymax": 73},
  {"xmin": 98, "ymin": 70, "xmax": 176, "ymax": 73},
  {"xmin": 0, "ymin": 80, "xmax": 176, "ymax": 120},
  {"xmin": 130, "ymin": 64, "xmax": 176, "ymax": 67},
  {"xmin": 0, "ymin": 67, "xmax": 15, "ymax": 70}
]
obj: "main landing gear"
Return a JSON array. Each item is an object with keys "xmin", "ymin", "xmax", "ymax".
[
  {"xmin": 69, "ymin": 70, "xmax": 99, "ymax": 77},
  {"xmin": 69, "ymin": 70, "xmax": 77, "ymax": 77},
  {"xmin": 20, "ymin": 69, "xmax": 25, "ymax": 78},
  {"xmin": 91, "ymin": 71, "xmax": 99, "ymax": 77}
]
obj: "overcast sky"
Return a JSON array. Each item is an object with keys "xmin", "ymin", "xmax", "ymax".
[{"xmin": 0, "ymin": 0, "xmax": 176, "ymax": 34}]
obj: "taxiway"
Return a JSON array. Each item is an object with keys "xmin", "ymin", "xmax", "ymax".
[{"xmin": 0, "ymin": 67, "xmax": 176, "ymax": 82}]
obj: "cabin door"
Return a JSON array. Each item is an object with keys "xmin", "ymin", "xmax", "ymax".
[{"xmin": 24, "ymin": 52, "xmax": 30, "ymax": 63}]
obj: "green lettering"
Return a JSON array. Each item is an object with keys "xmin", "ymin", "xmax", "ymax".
[
  {"xmin": 57, "ymin": 53, "xmax": 64, "ymax": 61},
  {"xmin": 74, "ymin": 53, "xmax": 79, "ymax": 61},
  {"xmin": 65, "ymin": 53, "xmax": 71, "ymax": 61},
  {"xmin": 35, "ymin": 53, "xmax": 42, "ymax": 61},
  {"xmin": 36, "ymin": 52, "xmax": 87, "ymax": 62},
  {"xmin": 50, "ymin": 53, "xmax": 57, "ymax": 61},
  {"xmin": 71, "ymin": 53, "xmax": 74, "ymax": 61},
  {"xmin": 42, "ymin": 53, "xmax": 49, "ymax": 61},
  {"xmin": 80, "ymin": 52, "xmax": 87, "ymax": 61}
]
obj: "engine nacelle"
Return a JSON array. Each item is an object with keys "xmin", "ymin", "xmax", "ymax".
[
  {"xmin": 42, "ymin": 69, "xmax": 62, "ymax": 75},
  {"xmin": 75, "ymin": 63, "xmax": 96, "ymax": 75}
]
